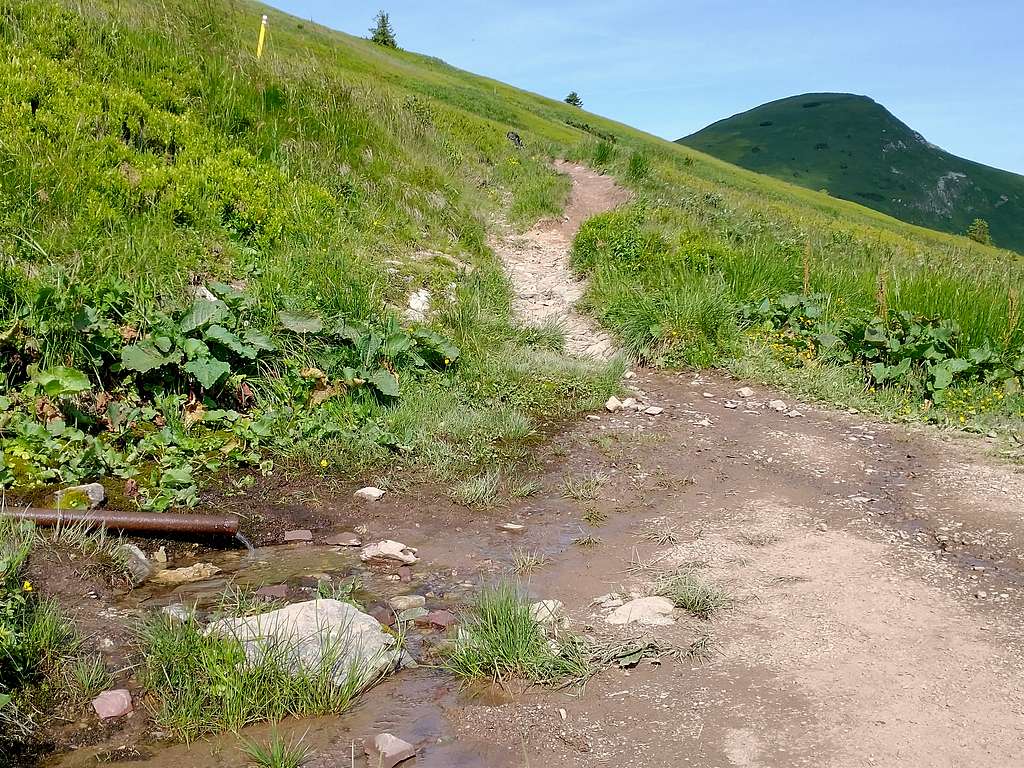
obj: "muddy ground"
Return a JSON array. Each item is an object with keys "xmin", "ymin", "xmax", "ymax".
[{"xmin": 22, "ymin": 164, "xmax": 1024, "ymax": 767}]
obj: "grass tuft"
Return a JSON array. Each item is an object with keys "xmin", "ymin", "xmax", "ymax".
[
  {"xmin": 451, "ymin": 469, "xmax": 501, "ymax": 507},
  {"xmin": 561, "ymin": 471, "xmax": 608, "ymax": 501},
  {"xmin": 510, "ymin": 548, "xmax": 548, "ymax": 575},
  {"xmin": 655, "ymin": 572, "xmax": 728, "ymax": 620},
  {"xmin": 240, "ymin": 731, "xmax": 313, "ymax": 768}
]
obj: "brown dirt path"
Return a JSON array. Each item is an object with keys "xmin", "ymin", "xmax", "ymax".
[{"xmin": 493, "ymin": 160, "xmax": 629, "ymax": 360}]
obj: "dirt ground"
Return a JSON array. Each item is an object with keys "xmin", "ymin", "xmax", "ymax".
[{"xmin": 37, "ymin": 164, "xmax": 1024, "ymax": 768}]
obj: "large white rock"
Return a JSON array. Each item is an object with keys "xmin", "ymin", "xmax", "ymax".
[
  {"xmin": 361, "ymin": 540, "xmax": 418, "ymax": 564},
  {"xmin": 205, "ymin": 599, "xmax": 400, "ymax": 687},
  {"xmin": 529, "ymin": 599, "xmax": 564, "ymax": 625},
  {"xmin": 605, "ymin": 596, "xmax": 676, "ymax": 626},
  {"xmin": 354, "ymin": 486, "xmax": 386, "ymax": 502},
  {"xmin": 406, "ymin": 288, "xmax": 431, "ymax": 322},
  {"xmin": 605, "ymin": 396, "xmax": 623, "ymax": 412}
]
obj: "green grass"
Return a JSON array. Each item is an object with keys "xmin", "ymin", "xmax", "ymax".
[
  {"xmin": 139, "ymin": 615, "xmax": 374, "ymax": 741},
  {"xmin": 451, "ymin": 468, "xmax": 501, "ymax": 507},
  {"xmin": 442, "ymin": 583, "xmax": 588, "ymax": 685},
  {"xmin": 561, "ymin": 471, "xmax": 608, "ymax": 501},
  {"xmin": 240, "ymin": 732, "xmax": 312, "ymax": 768},
  {"xmin": 678, "ymin": 93, "xmax": 1024, "ymax": 252},
  {"xmin": 655, "ymin": 572, "xmax": 728, "ymax": 620}
]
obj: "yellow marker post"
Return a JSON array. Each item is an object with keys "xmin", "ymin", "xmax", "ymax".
[{"xmin": 256, "ymin": 14, "xmax": 268, "ymax": 59}]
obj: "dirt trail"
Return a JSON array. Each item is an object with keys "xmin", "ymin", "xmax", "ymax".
[
  {"xmin": 51, "ymin": 167, "xmax": 1024, "ymax": 768},
  {"xmin": 493, "ymin": 160, "xmax": 629, "ymax": 359}
]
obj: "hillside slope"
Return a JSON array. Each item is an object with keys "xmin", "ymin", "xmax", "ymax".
[{"xmin": 677, "ymin": 93, "xmax": 1024, "ymax": 251}]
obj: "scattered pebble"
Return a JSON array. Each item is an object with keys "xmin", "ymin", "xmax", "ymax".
[
  {"xmin": 354, "ymin": 486, "xmax": 386, "ymax": 502},
  {"xmin": 365, "ymin": 733, "xmax": 415, "ymax": 768},
  {"xmin": 644, "ymin": 406, "xmax": 664, "ymax": 416},
  {"xmin": 736, "ymin": 387, "xmax": 755, "ymax": 398},
  {"xmin": 151, "ymin": 562, "xmax": 221, "ymax": 585},
  {"xmin": 361, "ymin": 540, "xmax": 419, "ymax": 565},
  {"xmin": 605, "ymin": 596, "xmax": 675, "ymax": 626},
  {"xmin": 767, "ymin": 399, "xmax": 788, "ymax": 412},
  {"xmin": 605, "ymin": 396, "xmax": 623, "ymax": 412},
  {"xmin": 389, "ymin": 594, "xmax": 425, "ymax": 611},
  {"xmin": 91, "ymin": 689, "xmax": 132, "ymax": 720}
]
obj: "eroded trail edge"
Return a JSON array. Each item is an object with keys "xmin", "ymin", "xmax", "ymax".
[{"xmin": 493, "ymin": 160, "xmax": 629, "ymax": 359}]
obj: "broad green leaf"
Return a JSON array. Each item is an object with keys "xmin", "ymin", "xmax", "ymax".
[
  {"xmin": 183, "ymin": 357, "xmax": 231, "ymax": 389},
  {"xmin": 33, "ymin": 366, "xmax": 92, "ymax": 396},
  {"xmin": 179, "ymin": 298, "xmax": 228, "ymax": 333},
  {"xmin": 278, "ymin": 311, "xmax": 323, "ymax": 334},
  {"xmin": 121, "ymin": 342, "xmax": 181, "ymax": 373},
  {"xmin": 160, "ymin": 466, "xmax": 194, "ymax": 488},
  {"xmin": 0, "ymin": 396, "xmax": 11, "ymax": 411},
  {"xmin": 205, "ymin": 325, "xmax": 257, "ymax": 359},
  {"xmin": 182, "ymin": 338, "xmax": 210, "ymax": 360},
  {"xmin": 208, "ymin": 281, "xmax": 244, "ymax": 304},
  {"xmin": 242, "ymin": 329, "xmax": 276, "ymax": 353},
  {"xmin": 367, "ymin": 369, "xmax": 399, "ymax": 397}
]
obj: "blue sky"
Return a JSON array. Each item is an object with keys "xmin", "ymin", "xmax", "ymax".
[{"xmin": 268, "ymin": 1, "xmax": 1024, "ymax": 174}]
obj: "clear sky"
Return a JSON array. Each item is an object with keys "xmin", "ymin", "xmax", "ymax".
[{"xmin": 267, "ymin": 1, "xmax": 1024, "ymax": 174}]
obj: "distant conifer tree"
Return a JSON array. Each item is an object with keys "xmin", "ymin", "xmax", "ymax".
[
  {"xmin": 564, "ymin": 91, "xmax": 583, "ymax": 108},
  {"xmin": 966, "ymin": 218, "xmax": 992, "ymax": 245},
  {"xmin": 370, "ymin": 11, "xmax": 397, "ymax": 48}
]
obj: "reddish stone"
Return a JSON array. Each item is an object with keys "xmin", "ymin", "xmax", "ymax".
[
  {"xmin": 398, "ymin": 566, "xmax": 412, "ymax": 583},
  {"xmin": 283, "ymin": 529, "xmax": 313, "ymax": 542},
  {"xmin": 414, "ymin": 609, "xmax": 458, "ymax": 630},
  {"xmin": 256, "ymin": 584, "xmax": 289, "ymax": 599},
  {"xmin": 368, "ymin": 604, "xmax": 395, "ymax": 627},
  {"xmin": 92, "ymin": 689, "xmax": 132, "ymax": 719}
]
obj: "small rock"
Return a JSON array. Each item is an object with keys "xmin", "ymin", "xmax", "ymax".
[
  {"xmin": 724, "ymin": 400, "xmax": 739, "ymax": 409},
  {"xmin": 702, "ymin": 392, "xmax": 715, "ymax": 399},
  {"xmin": 55, "ymin": 482, "xmax": 105, "ymax": 509},
  {"xmin": 368, "ymin": 605, "xmax": 395, "ymax": 627},
  {"xmin": 283, "ymin": 529, "xmax": 313, "ymax": 543},
  {"xmin": 621, "ymin": 397, "xmax": 637, "ymax": 409},
  {"xmin": 644, "ymin": 406, "xmax": 664, "ymax": 416},
  {"xmin": 414, "ymin": 609, "xmax": 458, "ymax": 630},
  {"xmin": 354, "ymin": 486, "xmax": 386, "ymax": 502},
  {"xmin": 398, "ymin": 566, "xmax": 412, "ymax": 583},
  {"xmin": 361, "ymin": 540, "xmax": 418, "ymax": 565},
  {"xmin": 389, "ymin": 594, "xmax": 425, "ymax": 611},
  {"xmin": 398, "ymin": 606, "xmax": 428, "ymax": 622},
  {"xmin": 406, "ymin": 288, "xmax": 431, "ymax": 322},
  {"xmin": 605, "ymin": 396, "xmax": 623, "ymax": 413},
  {"xmin": 767, "ymin": 399, "xmax": 788, "ymax": 412},
  {"xmin": 786, "ymin": 410, "xmax": 803, "ymax": 418},
  {"xmin": 816, "ymin": 521, "xmax": 829, "ymax": 532},
  {"xmin": 152, "ymin": 546, "xmax": 167, "ymax": 563},
  {"xmin": 695, "ymin": 417, "xmax": 713, "ymax": 427},
  {"xmin": 623, "ymin": 371, "xmax": 637, "ymax": 379},
  {"xmin": 325, "ymin": 532, "xmax": 362, "ymax": 547},
  {"xmin": 118, "ymin": 543, "xmax": 152, "ymax": 584},
  {"xmin": 736, "ymin": 387, "xmax": 755, "ymax": 398},
  {"xmin": 975, "ymin": 590, "xmax": 988, "ymax": 599},
  {"xmin": 585, "ymin": 414, "xmax": 601, "ymax": 421},
  {"xmin": 151, "ymin": 562, "xmax": 221, "ymax": 585},
  {"xmin": 91, "ymin": 689, "xmax": 132, "ymax": 720},
  {"xmin": 364, "ymin": 733, "xmax": 416, "ymax": 768},
  {"xmin": 161, "ymin": 604, "xmax": 192, "ymax": 623},
  {"xmin": 256, "ymin": 584, "xmax": 289, "ymax": 600},
  {"xmin": 498, "ymin": 523, "xmax": 526, "ymax": 532},
  {"xmin": 605, "ymin": 596, "xmax": 675, "ymax": 626},
  {"xmin": 529, "ymin": 600, "xmax": 564, "ymax": 624}
]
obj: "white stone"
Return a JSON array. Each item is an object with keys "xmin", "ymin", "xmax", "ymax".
[
  {"xmin": 361, "ymin": 540, "xmax": 418, "ymax": 565},
  {"xmin": 724, "ymin": 400, "xmax": 739, "ymax": 409},
  {"xmin": 605, "ymin": 596, "xmax": 676, "ymax": 626},
  {"xmin": 702, "ymin": 392, "xmax": 715, "ymax": 399},
  {"xmin": 605, "ymin": 396, "xmax": 623, "ymax": 412},
  {"xmin": 786, "ymin": 410, "xmax": 803, "ymax": 418},
  {"xmin": 151, "ymin": 562, "xmax": 220, "ymax": 585},
  {"xmin": 621, "ymin": 397, "xmax": 637, "ymax": 409},
  {"xmin": 644, "ymin": 406, "xmax": 664, "ymax": 416},
  {"xmin": 767, "ymin": 399, "xmax": 788, "ymax": 412},
  {"xmin": 498, "ymin": 522, "xmax": 525, "ymax": 532},
  {"xmin": 623, "ymin": 371, "xmax": 637, "ymax": 379},
  {"xmin": 388, "ymin": 594, "xmax": 425, "ymax": 611},
  {"xmin": 529, "ymin": 599, "xmax": 564, "ymax": 624},
  {"xmin": 354, "ymin": 486, "xmax": 386, "ymax": 502},
  {"xmin": 206, "ymin": 599, "xmax": 401, "ymax": 688},
  {"xmin": 118, "ymin": 543, "xmax": 152, "ymax": 584},
  {"xmin": 365, "ymin": 732, "xmax": 416, "ymax": 768},
  {"xmin": 91, "ymin": 689, "xmax": 132, "ymax": 719},
  {"xmin": 736, "ymin": 387, "xmax": 755, "ymax": 398},
  {"xmin": 406, "ymin": 288, "xmax": 431, "ymax": 322}
]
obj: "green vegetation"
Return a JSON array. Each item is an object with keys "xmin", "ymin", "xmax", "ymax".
[
  {"xmin": 677, "ymin": 93, "xmax": 1024, "ymax": 252},
  {"xmin": 369, "ymin": 10, "xmax": 397, "ymax": 49},
  {"xmin": 0, "ymin": 0, "xmax": 619, "ymax": 510},
  {"xmin": 967, "ymin": 218, "xmax": 992, "ymax": 245},
  {"xmin": 442, "ymin": 583, "xmax": 588, "ymax": 684},
  {"xmin": 655, "ymin": 572, "xmax": 727, "ymax": 619},
  {"xmin": 564, "ymin": 91, "xmax": 583, "ymax": 108},
  {"xmin": 140, "ymin": 614, "xmax": 372, "ymax": 741},
  {"xmin": 240, "ymin": 732, "xmax": 312, "ymax": 768},
  {"xmin": 0, "ymin": 519, "xmax": 113, "ymax": 751}
]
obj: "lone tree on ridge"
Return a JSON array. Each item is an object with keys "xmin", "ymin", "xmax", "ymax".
[
  {"xmin": 370, "ymin": 11, "xmax": 397, "ymax": 48},
  {"xmin": 564, "ymin": 91, "xmax": 583, "ymax": 108}
]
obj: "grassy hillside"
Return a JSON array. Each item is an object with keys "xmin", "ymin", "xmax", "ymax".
[
  {"xmin": 677, "ymin": 93, "xmax": 1024, "ymax": 252},
  {"xmin": 0, "ymin": 0, "xmax": 1022, "ymax": 520}
]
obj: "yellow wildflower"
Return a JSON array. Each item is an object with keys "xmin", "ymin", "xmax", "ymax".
[
  {"xmin": 320, "ymin": 459, "xmax": 328, "ymax": 468},
  {"xmin": 22, "ymin": 580, "xmax": 32, "ymax": 592}
]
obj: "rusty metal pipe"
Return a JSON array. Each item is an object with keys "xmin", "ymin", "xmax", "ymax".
[{"xmin": 4, "ymin": 508, "xmax": 239, "ymax": 537}]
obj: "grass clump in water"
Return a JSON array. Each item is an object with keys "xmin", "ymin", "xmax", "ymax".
[
  {"xmin": 240, "ymin": 731, "xmax": 313, "ymax": 768},
  {"xmin": 442, "ymin": 583, "xmax": 588, "ymax": 685},
  {"xmin": 139, "ymin": 616, "xmax": 374, "ymax": 741}
]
